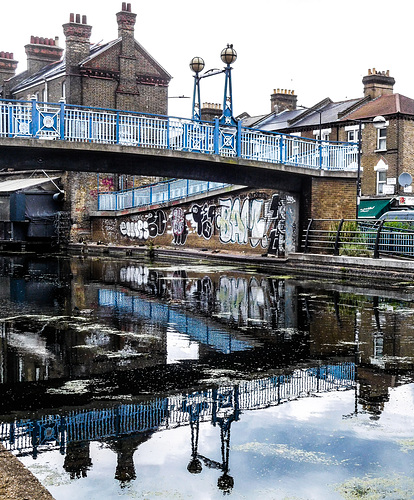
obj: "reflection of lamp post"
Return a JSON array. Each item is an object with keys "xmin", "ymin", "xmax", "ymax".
[
  {"xmin": 355, "ymin": 115, "xmax": 388, "ymax": 219},
  {"xmin": 190, "ymin": 44, "xmax": 237, "ymax": 124}
]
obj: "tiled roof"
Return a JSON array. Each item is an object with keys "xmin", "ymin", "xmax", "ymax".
[{"xmin": 342, "ymin": 94, "xmax": 414, "ymax": 120}]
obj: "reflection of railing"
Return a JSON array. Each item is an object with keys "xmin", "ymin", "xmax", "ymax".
[
  {"xmin": 302, "ymin": 218, "xmax": 414, "ymax": 258},
  {"xmin": 0, "ymin": 98, "xmax": 358, "ymax": 170},
  {"xmin": 98, "ymin": 179, "xmax": 230, "ymax": 211},
  {"xmin": 0, "ymin": 363, "xmax": 355, "ymax": 455},
  {"xmin": 98, "ymin": 289, "xmax": 254, "ymax": 354}
]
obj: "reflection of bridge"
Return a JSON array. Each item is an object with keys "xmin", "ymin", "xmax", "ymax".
[
  {"xmin": 0, "ymin": 363, "xmax": 355, "ymax": 456},
  {"xmin": 98, "ymin": 288, "xmax": 256, "ymax": 354},
  {"xmin": 0, "ymin": 98, "xmax": 358, "ymax": 187}
]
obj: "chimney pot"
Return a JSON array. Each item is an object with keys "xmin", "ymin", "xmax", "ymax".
[
  {"xmin": 76, "ymin": 14, "xmax": 81, "ymax": 23},
  {"xmin": 70, "ymin": 13, "xmax": 74, "ymax": 22},
  {"xmin": 127, "ymin": 3, "xmax": 131, "ymax": 11},
  {"xmin": 122, "ymin": 2, "xmax": 126, "ymax": 10},
  {"xmin": 82, "ymin": 15, "xmax": 87, "ymax": 24}
]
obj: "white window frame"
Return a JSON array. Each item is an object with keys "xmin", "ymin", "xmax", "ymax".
[
  {"xmin": 374, "ymin": 158, "xmax": 389, "ymax": 195},
  {"xmin": 313, "ymin": 128, "xmax": 331, "ymax": 141},
  {"xmin": 345, "ymin": 124, "xmax": 364, "ymax": 143},
  {"xmin": 377, "ymin": 127, "xmax": 387, "ymax": 151}
]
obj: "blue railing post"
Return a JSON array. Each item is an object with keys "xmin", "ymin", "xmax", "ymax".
[
  {"xmin": 167, "ymin": 180, "xmax": 171, "ymax": 202},
  {"xmin": 319, "ymin": 140, "xmax": 323, "ymax": 169},
  {"xmin": 279, "ymin": 135, "xmax": 284, "ymax": 164},
  {"xmin": 214, "ymin": 118, "xmax": 220, "ymax": 155},
  {"xmin": 7, "ymin": 102, "xmax": 13, "ymax": 137},
  {"xmin": 150, "ymin": 185, "xmax": 153, "ymax": 205},
  {"xmin": 59, "ymin": 98, "xmax": 65, "ymax": 140},
  {"xmin": 183, "ymin": 122, "xmax": 188, "ymax": 150},
  {"xmin": 30, "ymin": 96, "xmax": 38, "ymax": 137},
  {"xmin": 236, "ymin": 120, "xmax": 242, "ymax": 157},
  {"xmin": 167, "ymin": 117, "xmax": 170, "ymax": 149}
]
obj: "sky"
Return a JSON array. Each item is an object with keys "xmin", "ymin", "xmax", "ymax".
[{"xmin": 0, "ymin": 0, "xmax": 411, "ymax": 119}]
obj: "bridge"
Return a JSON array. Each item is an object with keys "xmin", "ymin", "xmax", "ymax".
[
  {"xmin": 0, "ymin": 98, "xmax": 359, "ymax": 189},
  {"xmin": 0, "ymin": 362, "xmax": 355, "ymax": 456}
]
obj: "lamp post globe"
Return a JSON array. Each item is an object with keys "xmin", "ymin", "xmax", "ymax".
[
  {"xmin": 190, "ymin": 57, "xmax": 205, "ymax": 74},
  {"xmin": 220, "ymin": 44, "xmax": 237, "ymax": 65}
]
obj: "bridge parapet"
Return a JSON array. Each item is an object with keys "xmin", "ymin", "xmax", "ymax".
[{"xmin": 0, "ymin": 97, "xmax": 358, "ymax": 171}]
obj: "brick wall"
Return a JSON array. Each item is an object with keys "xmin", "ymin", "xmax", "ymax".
[
  {"xmin": 91, "ymin": 187, "xmax": 299, "ymax": 256},
  {"xmin": 310, "ymin": 177, "xmax": 356, "ymax": 220}
]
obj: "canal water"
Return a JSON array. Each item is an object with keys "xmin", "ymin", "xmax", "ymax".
[{"xmin": 0, "ymin": 254, "xmax": 414, "ymax": 499}]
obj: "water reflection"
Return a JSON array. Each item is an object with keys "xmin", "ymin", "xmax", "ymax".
[{"xmin": 0, "ymin": 255, "xmax": 413, "ymax": 498}]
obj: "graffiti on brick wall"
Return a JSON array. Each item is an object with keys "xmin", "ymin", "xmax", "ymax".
[
  {"xmin": 118, "ymin": 193, "xmax": 295, "ymax": 253},
  {"xmin": 216, "ymin": 194, "xmax": 291, "ymax": 253},
  {"xmin": 119, "ymin": 209, "xmax": 167, "ymax": 240},
  {"xmin": 190, "ymin": 203, "xmax": 216, "ymax": 239},
  {"xmin": 171, "ymin": 207, "xmax": 188, "ymax": 245}
]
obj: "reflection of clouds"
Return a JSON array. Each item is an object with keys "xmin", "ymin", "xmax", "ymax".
[
  {"xmin": 7, "ymin": 332, "xmax": 53, "ymax": 360},
  {"xmin": 233, "ymin": 441, "xmax": 341, "ymax": 466}
]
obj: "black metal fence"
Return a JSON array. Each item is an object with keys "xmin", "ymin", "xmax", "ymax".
[{"xmin": 302, "ymin": 218, "xmax": 414, "ymax": 258}]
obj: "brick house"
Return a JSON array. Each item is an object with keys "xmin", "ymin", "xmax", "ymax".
[
  {"xmin": 0, "ymin": 3, "xmax": 171, "ymax": 240},
  {"xmin": 245, "ymin": 69, "xmax": 414, "ymax": 217}
]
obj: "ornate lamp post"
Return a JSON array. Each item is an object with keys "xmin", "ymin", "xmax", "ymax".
[
  {"xmin": 190, "ymin": 44, "xmax": 237, "ymax": 125},
  {"xmin": 219, "ymin": 44, "xmax": 237, "ymax": 125},
  {"xmin": 189, "ymin": 56, "xmax": 205, "ymax": 121}
]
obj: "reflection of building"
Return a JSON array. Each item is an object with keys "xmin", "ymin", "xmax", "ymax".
[{"xmin": 64, "ymin": 441, "xmax": 92, "ymax": 479}]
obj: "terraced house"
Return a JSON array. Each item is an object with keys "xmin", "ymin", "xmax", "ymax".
[
  {"xmin": 244, "ymin": 69, "xmax": 414, "ymax": 218},
  {"xmin": 0, "ymin": 2, "xmax": 171, "ymax": 241}
]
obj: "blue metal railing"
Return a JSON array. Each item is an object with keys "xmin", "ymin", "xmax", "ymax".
[
  {"xmin": 0, "ymin": 97, "xmax": 359, "ymax": 170},
  {"xmin": 98, "ymin": 178, "xmax": 230, "ymax": 211},
  {"xmin": 0, "ymin": 362, "xmax": 355, "ymax": 454},
  {"xmin": 303, "ymin": 218, "xmax": 414, "ymax": 258}
]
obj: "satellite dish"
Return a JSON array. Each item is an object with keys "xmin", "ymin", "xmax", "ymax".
[{"xmin": 398, "ymin": 172, "xmax": 412, "ymax": 187}]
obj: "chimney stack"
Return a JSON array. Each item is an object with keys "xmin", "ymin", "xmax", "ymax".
[
  {"xmin": 25, "ymin": 36, "xmax": 63, "ymax": 75},
  {"xmin": 201, "ymin": 103, "xmax": 222, "ymax": 122},
  {"xmin": 63, "ymin": 13, "xmax": 92, "ymax": 104},
  {"xmin": 363, "ymin": 69, "xmax": 395, "ymax": 99},
  {"xmin": 270, "ymin": 89, "xmax": 297, "ymax": 113},
  {"xmin": 0, "ymin": 51, "xmax": 18, "ymax": 96},
  {"xmin": 116, "ymin": 3, "xmax": 139, "ymax": 108}
]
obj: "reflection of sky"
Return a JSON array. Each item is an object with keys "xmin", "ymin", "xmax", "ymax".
[
  {"xmin": 20, "ymin": 384, "xmax": 414, "ymax": 499},
  {"xmin": 166, "ymin": 326, "xmax": 199, "ymax": 363}
]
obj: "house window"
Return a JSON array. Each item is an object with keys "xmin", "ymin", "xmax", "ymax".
[
  {"xmin": 374, "ymin": 158, "xmax": 389, "ymax": 195},
  {"xmin": 377, "ymin": 127, "xmax": 387, "ymax": 150},
  {"xmin": 377, "ymin": 170, "xmax": 387, "ymax": 194},
  {"xmin": 313, "ymin": 128, "xmax": 331, "ymax": 141},
  {"xmin": 347, "ymin": 129, "xmax": 359, "ymax": 142}
]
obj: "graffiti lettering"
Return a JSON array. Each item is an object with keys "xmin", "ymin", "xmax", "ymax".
[
  {"xmin": 171, "ymin": 207, "xmax": 188, "ymax": 245},
  {"xmin": 217, "ymin": 198, "xmax": 249, "ymax": 244},
  {"xmin": 119, "ymin": 209, "xmax": 166, "ymax": 240},
  {"xmin": 191, "ymin": 203, "xmax": 216, "ymax": 239}
]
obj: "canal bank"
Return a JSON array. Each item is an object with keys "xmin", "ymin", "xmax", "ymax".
[
  {"xmin": 68, "ymin": 242, "xmax": 414, "ymax": 284},
  {"xmin": 0, "ymin": 443, "xmax": 54, "ymax": 499}
]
